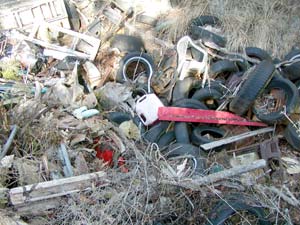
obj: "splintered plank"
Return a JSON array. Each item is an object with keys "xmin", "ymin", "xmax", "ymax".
[
  {"xmin": 9, "ymin": 171, "xmax": 108, "ymax": 206},
  {"xmin": 200, "ymin": 127, "xmax": 274, "ymax": 150}
]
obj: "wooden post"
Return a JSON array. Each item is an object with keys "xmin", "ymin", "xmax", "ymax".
[
  {"xmin": 9, "ymin": 171, "xmax": 108, "ymax": 206},
  {"xmin": 200, "ymin": 127, "xmax": 274, "ymax": 150},
  {"xmin": 162, "ymin": 159, "xmax": 267, "ymax": 189}
]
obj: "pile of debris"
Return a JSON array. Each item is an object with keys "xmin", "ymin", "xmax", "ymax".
[{"xmin": 0, "ymin": 0, "xmax": 300, "ymax": 224}]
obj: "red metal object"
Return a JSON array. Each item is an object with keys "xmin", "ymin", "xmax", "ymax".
[
  {"xmin": 94, "ymin": 138, "xmax": 128, "ymax": 172},
  {"xmin": 96, "ymin": 149, "xmax": 114, "ymax": 165},
  {"xmin": 158, "ymin": 107, "xmax": 267, "ymax": 127}
]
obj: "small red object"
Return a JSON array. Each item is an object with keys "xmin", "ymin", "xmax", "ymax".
[
  {"xmin": 96, "ymin": 149, "xmax": 114, "ymax": 165},
  {"xmin": 94, "ymin": 138, "xmax": 128, "ymax": 172},
  {"xmin": 158, "ymin": 107, "xmax": 267, "ymax": 127}
]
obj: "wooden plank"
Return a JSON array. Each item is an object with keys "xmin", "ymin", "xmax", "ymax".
[
  {"xmin": 158, "ymin": 107, "xmax": 267, "ymax": 127},
  {"xmin": 26, "ymin": 21, "xmax": 101, "ymax": 60},
  {"xmin": 163, "ymin": 159, "xmax": 267, "ymax": 189},
  {"xmin": 15, "ymin": 198, "xmax": 62, "ymax": 216},
  {"xmin": 9, "ymin": 171, "xmax": 108, "ymax": 206},
  {"xmin": 24, "ymin": 37, "xmax": 90, "ymax": 59},
  {"xmin": 200, "ymin": 127, "xmax": 274, "ymax": 150}
]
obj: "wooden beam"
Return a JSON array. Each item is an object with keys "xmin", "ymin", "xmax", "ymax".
[
  {"xmin": 163, "ymin": 159, "xmax": 267, "ymax": 189},
  {"xmin": 200, "ymin": 127, "xmax": 274, "ymax": 150},
  {"xmin": 9, "ymin": 171, "xmax": 108, "ymax": 206}
]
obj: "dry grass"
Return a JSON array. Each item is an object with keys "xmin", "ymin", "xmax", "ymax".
[{"xmin": 159, "ymin": 0, "xmax": 300, "ymax": 57}]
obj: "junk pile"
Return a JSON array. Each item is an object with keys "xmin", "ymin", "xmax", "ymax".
[{"xmin": 0, "ymin": 0, "xmax": 300, "ymax": 224}]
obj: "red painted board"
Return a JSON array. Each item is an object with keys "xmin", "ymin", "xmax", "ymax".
[{"xmin": 158, "ymin": 107, "xmax": 267, "ymax": 127}]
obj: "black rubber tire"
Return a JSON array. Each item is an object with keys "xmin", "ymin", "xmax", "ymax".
[
  {"xmin": 281, "ymin": 48, "xmax": 300, "ymax": 81},
  {"xmin": 295, "ymin": 79, "xmax": 300, "ymax": 95},
  {"xmin": 132, "ymin": 83, "xmax": 153, "ymax": 98},
  {"xmin": 54, "ymin": 56, "xmax": 78, "ymax": 71},
  {"xmin": 236, "ymin": 60, "xmax": 250, "ymax": 72},
  {"xmin": 245, "ymin": 47, "xmax": 272, "ymax": 61},
  {"xmin": 207, "ymin": 194, "xmax": 272, "ymax": 225},
  {"xmin": 253, "ymin": 76, "xmax": 299, "ymax": 124},
  {"xmin": 226, "ymin": 54, "xmax": 250, "ymax": 72},
  {"xmin": 157, "ymin": 131, "xmax": 176, "ymax": 149},
  {"xmin": 133, "ymin": 116, "xmax": 146, "ymax": 134},
  {"xmin": 173, "ymin": 99, "xmax": 208, "ymax": 144},
  {"xmin": 229, "ymin": 60, "xmax": 276, "ymax": 115},
  {"xmin": 173, "ymin": 98, "xmax": 208, "ymax": 109},
  {"xmin": 191, "ymin": 47, "xmax": 204, "ymax": 61},
  {"xmin": 172, "ymin": 77, "xmax": 202, "ymax": 102},
  {"xmin": 284, "ymin": 123, "xmax": 300, "ymax": 151},
  {"xmin": 191, "ymin": 126, "xmax": 225, "ymax": 146},
  {"xmin": 111, "ymin": 34, "xmax": 145, "ymax": 53},
  {"xmin": 210, "ymin": 60, "xmax": 238, "ymax": 77},
  {"xmin": 190, "ymin": 15, "xmax": 220, "ymax": 27},
  {"xmin": 107, "ymin": 112, "xmax": 131, "ymax": 124},
  {"xmin": 143, "ymin": 122, "xmax": 169, "ymax": 143},
  {"xmin": 166, "ymin": 143, "xmax": 207, "ymax": 175},
  {"xmin": 116, "ymin": 52, "xmax": 155, "ymax": 83},
  {"xmin": 204, "ymin": 80, "xmax": 227, "ymax": 94},
  {"xmin": 174, "ymin": 122, "xmax": 190, "ymax": 144},
  {"xmin": 273, "ymin": 58, "xmax": 281, "ymax": 64},
  {"xmin": 191, "ymin": 87, "xmax": 223, "ymax": 109},
  {"xmin": 189, "ymin": 25, "xmax": 226, "ymax": 48}
]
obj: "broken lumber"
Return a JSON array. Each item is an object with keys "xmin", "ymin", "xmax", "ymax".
[
  {"xmin": 9, "ymin": 171, "xmax": 108, "ymax": 206},
  {"xmin": 200, "ymin": 127, "xmax": 274, "ymax": 150},
  {"xmin": 163, "ymin": 159, "xmax": 267, "ymax": 190}
]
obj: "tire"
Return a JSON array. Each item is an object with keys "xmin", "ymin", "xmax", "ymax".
[
  {"xmin": 173, "ymin": 98, "xmax": 208, "ymax": 109},
  {"xmin": 245, "ymin": 47, "xmax": 272, "ymax": 61},
  {"xmin": 133, "ymin": 116, "xmax": 146, "ymax": 134},
  {"xmin": 253, "ymin": 76, "xmax": 299, "ymax": 124},
  {"xmin": 107, "ymin": 112, "xmax": 131, "ymax": 124},
  {"xmin": 191, "ymin": 47, "xmax": 204, "ymax": 61},
  {"xmin": 204, "ymin": 80, "xmax": 227, "ymax": 94},
  {"xmin": 189, "ymin": 25, "xmax": 226, "ymax": 48},
  {"xmin": 174, "ymin": 122, "xmax": 190, "ymax": 144},
  {"xmin": 172, "ymin": 77, "xmax": 202, "ymax": 102},
  {"xmin": 173, "ymin": 99, "xmax": 208, "ymax": 144},
  {"xmin": 207, "ymin": 194, "xmax": 272, "ymax": 225},
  {"xmin": 157, "ymin": 131, "xmax": 176, "ymax": 149},
  {"xmin": 227, "ymin": 54, "xmax": 250, "ymax": 72},
  {"xmin": 210, "ymin": 60, "xmax": 238, "ymax": 78},
  {"xmin": 229, "ymin": 60, "xmax": 275, "ymax": 115},
  {"xmin": 132, "ymin": 83, "xmax": 153, "ymax": 98},
  {"xmin": 190, "ymin": 15, "xmax": 220, "ymax": 27},
  {"xmin": 281, "ymin": 48, "xmax": 300, "ymax": 81},
  {"xmin": 295, "ymin": 79, "xmax": 300, "ymax": 95},
  {"xmin": 284, "ymin": 123, "xmax": 300, "ymax": 151},
  {"xmin": 191, "ymin": 87, "xmax": 223, "ymax": 109},
  {"xmin": 111, "ymin": 34, "xmax": 145, "ymax": 53},
  {"xmin": 166, "ymin": 143, "xmax": 207, "ymax": 175},
  {"xmin": 116, "ymin": 52, "xmax": 155, "ymax": 83},
  {"xmin": 191, "ymin": 126, "xmax": 225, "ymax": 146},
  {"xmin": 143, "ymin": 122, "xmax": 169, "ymax": 143}
]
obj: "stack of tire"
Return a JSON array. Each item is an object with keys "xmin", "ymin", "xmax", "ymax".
[
  {"xmin": 189, "ymin": 15, "xmax": 300, "ymax": 152},
  {"xmin": 109, "ymin": 16, "xmax": 300, "ymax": 173}
]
